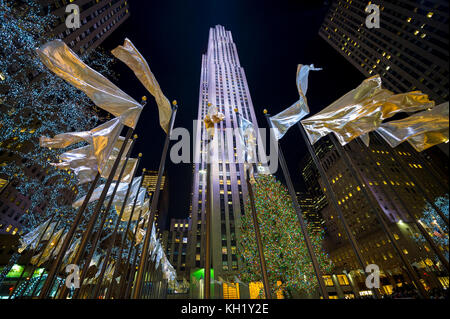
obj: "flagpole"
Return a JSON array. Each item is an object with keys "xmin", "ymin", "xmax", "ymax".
[
  {"xmin": 367, "ymin": 134, "xmax": 449, "ymax": 269},
  {"xmin": 105, "ymin": 169, "xmax": 145, "ymax": 299},
  {"xmin": 381, "ymin": 136, "xmax": 448, "ymax": 226},
  {"xmin": 205, "ymin": 141, "xmax": 212, "ymax": 299},
  {"xmin": 132, "ymin": 100, "xmax": 178, "ymax": 299},
  {"xmin": 39, "ymin": 171, "xmax": 101, "ymax": 298},
  {"xmin": 8, "ymin": 213, "xmax": 58, "ymax": 299},
  {"xmin": 30, "ymin": 225, "xmax": 68, "ymax": 298},
  {"xmin": 264, "ymin": 110, "xmax": 329, "ymax": 299},
  {"xmin": 234, "ymin": 109, "xmax": 271, "ymax": 299},
  {"xmin": 118, "ymin": 204, "xmax": 147, "ymax": 298},
  {"xmin": 15, "ymin": 217, "xmax": 62, "ymax": 298},
  {"xmin": 91, "ymin": 161, "xmax": 143, "ymax": 299},
  {"xmin": 297, "ymin": 123, "xmax": 381, "ymax": 299},
  {"xmin": 72, "ymin": 135, "xmax": 138, "ymax": 299},
  {"xmin": 327, "ymin": 134, "xmax": 429, "ymax": 298},
  {"xmin": 56, "ymin": 124, "xmax": 134, "ymax": 299}
]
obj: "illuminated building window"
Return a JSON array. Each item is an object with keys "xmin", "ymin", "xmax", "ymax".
[
  {"xmin": 337, "ymin": 275, "xmax": 349, "ymax": 286},
  {"xmin": 323, "ymin": 275, "xmax": 334, "ymax": 286},
  {"xmin": 223, "ymin": 283, "xmax": 240, "ymax": 299},
  {"xmin": 196, "ymin": 254, "xmax": 200, "ymax": 261}
]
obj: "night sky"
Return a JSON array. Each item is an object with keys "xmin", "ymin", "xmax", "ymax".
[{"xmin": 101, "ymin": 0, "xmax": 365, "ymax": 228}]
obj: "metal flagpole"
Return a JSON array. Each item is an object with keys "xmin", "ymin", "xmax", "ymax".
[
  {"xmin": 381, "ymin": 136, "xmax": 449, "ymax": 226},
  {"xmin": 235, "ymin": 109, "xmax": 271, "ymax": 299},
  {"xmin": 366, "ymin": 135, "xmax": 449, "ymax": 270},
  {"xmin": 8, "ymin": 212, "xmax": 58, "ymax": 299},
  {"xmin": 132, "ymin": 100, "xmax": 178, "ymax": 299},
  {"xmin": 16, "ymin": 218, "xmax": 63, "ymax": 298},
  {"xmin": 297, "ymin": 123, "xmax": 381, "ymax": 299},
  {"xmin": 205, "ymin": 143, "xmax": 212, "ymax": 299},
  {"xmin": 105, "ymin": 171, "xmax": 145, "ymax": 299},
  {"xmin": 328, "ymin": 133, "xmax": 429, "ymax": 298},
  {"xmin": 39, "ymin": 171, "xmax": 101, "ymax": 298},
  {"xmin": 30, "ymin": 225, "xmax": 68, "ymax": 298},
  {"xmin": 56, "ymin": 126, "xmax": 134, "ymax": 299},
  {"xmin": 72, "ymin": 135, "xmax": 138, "ymax": 299},
  {"xmin": 118, "ymin": 204, "xmax": 146, "ymax": 298},
  {"xmin": 91, "ymin": 160, "xmax": 142, "ymax": 299},
  {"xmin": 264, "ymin": 110, "xmax": 329, "ymax": 299}
]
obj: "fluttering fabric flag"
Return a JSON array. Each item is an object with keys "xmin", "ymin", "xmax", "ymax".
[
  {"xmin": 301, "ymin": 75, "xmax": 435, "ymax": 146},
  {"xmin": 37, "ymin": 40, "xmax": 143, "ymax": 128},
  {"xmin": 30, "ymin": 229, "xmax": 64, "ymax": 266},
  {"xmin": 111, "ymin": 176, "xmax": 144, "ymax": 217},
  {"xmin": 120, "ymin": 196, "xmax": 149, "ymax": 222},
  {"xmin": 40, "ymin": 117, "xmax": 124, "ymax": 175},
  {"xmin": 203, "ymin": 104, "xmax": 225, "ymax": 137},
  {"xmin": 237, "ymin": 114, "xmax": 257, "ymax": 180},
  {"xmin": 52, "ymin": 138, "xmax": 136, "ymax": 185},
  {"xmin": 18, "ymin": 219, "xmax": 51, "ymax": 253},
  {"xmin": 376, "ymin": 102, "xmax": 449, "ymax": 152},
  {"xmin": 112, "ymin": 38, "xmax": 172, "ymax": 133},
  {"xmin": 72, "ymin": 180, "xmax": 129, "ymax": 208},
  {"xmin": 270, "ymin": 64, "xmax": 321, "ymax": 140}
]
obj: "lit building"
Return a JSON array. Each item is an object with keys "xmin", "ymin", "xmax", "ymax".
[
  {"xmin": 296, "ymin": 192, "xmax": 325, "ymax": 233},
  {"xmin": 186, "ymin": 25, "xmax": 263, "ymax": 299},
  {"xmin": 164, "ymin": 219, "xmax": 191, "ymax": 279},
  {"xmin": 300, "ymin": 135, "xmax": 449, "ymax": 297},
  {"xmin": 319, "ymin": 0, "xmax": 449, "ymax": 104},
  {"xmin": 39, "ymin": 0, "xmax": 130, "ymax": 54},
  {"xmin": 141, "ymin": 170, "xmax": 169, "ymax": 232}
]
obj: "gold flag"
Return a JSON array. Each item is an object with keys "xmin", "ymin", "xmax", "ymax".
[
  {"xmin": 41, "ymin": 117, "xmax": 123, "ymax": 174},
  {"xmin": 112, "ymin": 38, "xmax": 172, "ymax": 133},
  {"xmin": 30, "ymin": 229, "xmax": 64, "ymax": 266},
  {"xmin": 301, "ymin": 75, "xmax": 435, "ymax": 146},
  {"xmin": 18, "ymin": 219, "xmax": 51, "ymax": 253},
  {"xmin": 377, "ymin": 102, "xmax": 449, "ymax": 152},
  {"xmin": 37, "ymin": 40, "xmax": 143, "ymax": 128},
  {"xmin": 270, "ymin": 64, "xmax": 321, "ymax": 140},
  {"xmin": 203, "ymin": 104, "xmax": 225, "ymax": 137}
]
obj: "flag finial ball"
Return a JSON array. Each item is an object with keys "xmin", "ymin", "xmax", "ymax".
[
  {"xmin": 263, "ymin": 109, "xmax": 268, "ymax": 114},
  {"xmin": 208, "ymin": 102, "xmax": 212, "ymax": 107},
  {"xmin": 133, "ymin": 134, "xmax": 138, "ymax": 139},
  {"xmin": 172, "ymin": 100, "xmax": 177, "ymax": 106},
  {"xmin": 143, "ymin": 168, "xmax": 146, "ymax": 172},
  {"xmin": 138, "ymin": 153, "xmax": 143, "ymax": 158},
  {"xmin": 142, "ymin": 96, "xmax": 147, "ymax": 101},
  {"xmin": 234, "ymin": 108, "xmax": 238, "ymax": 113}
]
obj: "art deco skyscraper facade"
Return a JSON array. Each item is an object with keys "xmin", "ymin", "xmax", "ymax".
[
  {"xmin": 40, "ymin": 0, "xmax": 130, "ymax": 54},
  {"xmin": 319, "ymin": 0, "xmax": 449, "ymax": 104},
  {"xmin": 187, "ymin": 25, "xmax": 261, "ymax": 297}
]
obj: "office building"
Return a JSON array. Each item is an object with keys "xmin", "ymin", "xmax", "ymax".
[
  {"xmin": 186, "ymin": 25, "xmax": 262, "ymax": 299},
  {"xmin": 39, "ymin": 0, "xmax": 130, "ymax": 54},
  {"xmin": 319, "ymin": 0, "xmax": 448, "ymax": 105}
]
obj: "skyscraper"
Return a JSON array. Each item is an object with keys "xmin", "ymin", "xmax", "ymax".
[
  {"xmin": 142, "ymin": 170, "xmax": 169, "ymax": 232},
  {"xmin": 39, "ymin": 0, "xmax": 130, "ymax": 54},
  {"xmin": 319, "ymin": 0, "xmax": 449, "ymax": 104},
  {"xmin": 299, "ymin": 135, "xmax": 449, "ymax": 296},
  {"xmin": 186, "ymin": 25, "xmax": 261, "ymax": 299}
]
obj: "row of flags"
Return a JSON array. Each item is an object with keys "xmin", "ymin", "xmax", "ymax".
[
  {"xmin": 268, "ymin": 65, "xmax": 447, "ymax": 152},
  {"xmin": 14, "ymin": 37, "xmax": 179, "ymax": 293}
]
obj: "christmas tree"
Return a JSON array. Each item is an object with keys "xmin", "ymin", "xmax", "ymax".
[
  {"xmin": 414, "ymin": 195, "xmax": 449, "ymax": 261},
  {"xmin": 0, "ymin": 0, "xmax": 117, "ymax": 228},
  {"xmin": 0, "ymin": 0, "xmax": 118, "ymax": 283},
  {"xmin": 237, "ymin": 174, "xmax": 332, "ymax": 298}
]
